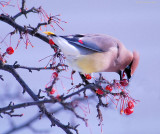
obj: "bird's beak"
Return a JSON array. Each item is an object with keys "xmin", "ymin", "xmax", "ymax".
[
  {"xmin": 124, "ymin": 65, "xmax": 131, "ymax": 81},
  {"xmin": 43, "ymin": 31, "xmax": 55, "ymax": 36}
]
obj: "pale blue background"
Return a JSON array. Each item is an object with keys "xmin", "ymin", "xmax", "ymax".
[{"xmin": 0, "ymin": 0, "xmax": 160, "ymax": 134}]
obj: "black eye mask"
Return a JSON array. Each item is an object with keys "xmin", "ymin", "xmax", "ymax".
[{"xmin": 124, "ymin": 61, "xmax": 133, "ymax": 80}]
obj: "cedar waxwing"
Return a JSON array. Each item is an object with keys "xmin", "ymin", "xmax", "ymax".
[{"xmin": 43, "ymin": 32, "xmax": 139, "ymax": 80}]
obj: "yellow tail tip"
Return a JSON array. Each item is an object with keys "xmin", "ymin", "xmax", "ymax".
[{"xmin": 43, "ymin": 31, "xmax": 55, "ymax": 36}]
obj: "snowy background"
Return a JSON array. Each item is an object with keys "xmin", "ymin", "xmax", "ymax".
[{"xmin": 0, "ymin": 0, "xmax": 160, "ymax": 134}]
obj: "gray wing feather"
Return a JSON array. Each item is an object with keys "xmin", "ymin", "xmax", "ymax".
[{"xmin": 60, "ymin": 34, "xmax": 119, "ymax": 53}]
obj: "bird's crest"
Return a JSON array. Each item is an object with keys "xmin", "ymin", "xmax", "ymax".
[{"xmin": 131, "ymin": 51, "xmax": 140, "ymax": 76}]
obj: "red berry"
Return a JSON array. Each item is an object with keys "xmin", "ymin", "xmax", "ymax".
[
  {"xmin": 85, "ymin": 74, "xmax": 92, "ymax": 80},
  {"xmin": 105, "ymin": 85, "xmax": 112, "ymax": 92},
  {"xmin": 53, "ymin": 72, "xmax": 58, "ymax": 78},
  {"xmin": 49, "ymin": 39, "xmax": 55, "ymax": 45},
  {"xmin": 128, "ymin": 101, "xmax": 134, "ymax": 109},
  {"xmin": 124, "ymin": 107, "xmax": 134, "ymax": 115},
  {"xmin": 50, "ymin": 88, "xmax": 56, "ymax": 94},
  {"xmin": 120, "ymin": 79, "xmax": 129, "ymax": 86},
  {"xmin": 96, "ymin": 89, "xmax": 104, "ymax": 95},
  {"xmin": 6, "ymin": 47, "xmax": 14, "ymax": 55}
]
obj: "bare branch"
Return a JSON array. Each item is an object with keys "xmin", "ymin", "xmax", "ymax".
[
  {"xmin": 12, "ymin": 62, "xmax": 68, "ymax": 72},
  {"xmin": 0, "ymin": 99, "xmax": 57, "ymax": 113},
  {"xmin": 3, "ymin": 95, "xmax": 95, "ymax": 134},
  {"xmin": 0, "ymin": 61, "xmax": 74, "ymax": 134}
]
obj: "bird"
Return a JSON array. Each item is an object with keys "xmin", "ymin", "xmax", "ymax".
[{"xmin": 43, "ymin": 31, "xmax": 139, "ymax": 81}]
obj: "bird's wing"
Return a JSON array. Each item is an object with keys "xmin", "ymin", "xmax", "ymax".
[{"xmin": 60, "ymin": 34, "xmax": 119, "ymax": 53}]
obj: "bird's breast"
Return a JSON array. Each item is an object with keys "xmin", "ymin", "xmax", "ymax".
[{"xmin": 75, "ymin": 51, "xmax": 114, "ymax": 73}]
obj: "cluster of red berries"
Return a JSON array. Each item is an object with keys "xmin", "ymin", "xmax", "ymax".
[
  {"xmin": 96, "ymin": 85, "xmax": 112, "ymax": 95},
  {"xmin": 94, "ymin": 78, "xmax": 129, "ymax": 96},
  {"xmin": 124, "ymin": 101, "xmax": 134, "ymax": 115},
  {"xmin": 94, "ymin": 76, "xmax": 136, "ymax": 115}
]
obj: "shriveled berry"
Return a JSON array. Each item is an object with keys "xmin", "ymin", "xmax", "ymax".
[
  {"xmin": 124, "ymin": 107, "xmax": 134, "ymax": 115},
  {"xmin": 85, "ymin": 74, "xmax": 92, "ymax": 80},
  {"xmin": 120, "ymin": 79, "xmax": 129, "ymax": 86},
  {"xmin": 128, "ymin": 101, "xmax": 134, "ymax": 109},
  {"xmin": 96, "ymin": 89, "xmax": 104, "ymax": 95},
  {"xmin": 49, "ymin": 39, "xmax": 55, "ymax": 45},
  {"xmin": 105, "ymin": 85, "xmax": 112, "ymax": 92},
  {"xmin": 6, "ymin": 47, "xmax": 14, "ymax": 55}
]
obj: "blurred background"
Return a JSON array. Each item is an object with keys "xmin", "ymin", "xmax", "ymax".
[{"xmin": 0, "ymin": 0, "xmax": 160, "ymax": 134}]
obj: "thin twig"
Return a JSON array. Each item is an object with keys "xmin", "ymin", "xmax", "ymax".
[
  {"xmin": 13, "ymin": 7, "xmax": 39, "ymax": 20},
  {"xmin": 62, "ymin": 84, "xmax": 94, "ymax": 100},
  {"xmin": 0, "ymin": 14, "xmax": 52, "ymax": 45}
]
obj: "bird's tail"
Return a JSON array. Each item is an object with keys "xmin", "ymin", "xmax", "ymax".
[{"xmin": 43, "ymin": 31, "xmax": 80, "ymax": 56}]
